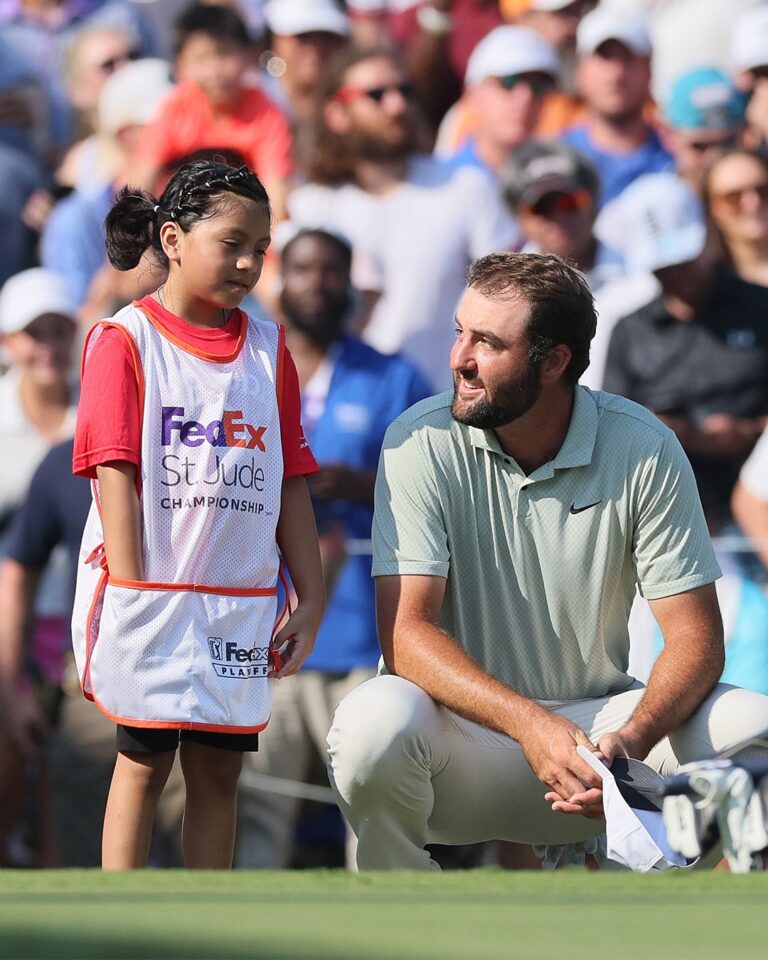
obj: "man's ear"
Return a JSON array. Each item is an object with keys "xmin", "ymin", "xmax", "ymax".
[
  {"xmin": 159, "ymin": 220, "xmax": 182, "ymax": 264},
  {"xmin": 541, "ymin": 343, "xmax": 573, "ymax": 384},
  {"xmin": 324, "ymin": 97, "xmax": 352, "ymax": 135}
]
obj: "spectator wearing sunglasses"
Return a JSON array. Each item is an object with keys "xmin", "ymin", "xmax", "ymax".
[
  {"xmin": 289, "ymin": 45, "xmax": 518, "ymax": 391},
  {"xmin": 558, "ymin": 8, "xmax": 671, "ymax": 209},
  {"xmin": 0, "ymin": 0, "xmax": 156, "ymax": 159},
  {"xmin": 445, "ymin": 26, "xmax": 559, "ymax": 175},
  {"xmin": 703, "ymin": 148, "xmax": 768, "ymax": 289},
  {"xmin": 56, "ymin": 26, "xmax": 141, "ymax": 192},
  {"xmin": 501, "ymin": 139, "xmax": 657, "ymax": 389},
  {"xmin": 41, "ymin": 58, "xmax": 173, "ymax": 310},
  {"xmin": 660, "ymin": 67, "xmax": 747, "ymax": 197}
]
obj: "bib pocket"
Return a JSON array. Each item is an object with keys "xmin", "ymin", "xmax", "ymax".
[{"xmin": 89, "ymin": 580, "xmax": 277, "ymax": 731}]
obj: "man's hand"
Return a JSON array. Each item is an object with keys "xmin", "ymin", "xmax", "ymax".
[
  {"xmin": 518, "ymin": 712, "xmax": 602, "ymax": 810},
  {"xmin": 545, "ymin": 727, "xmax": 650, "ymax": 818}
]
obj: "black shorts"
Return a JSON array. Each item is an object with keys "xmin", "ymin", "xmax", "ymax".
[{"xmin": 116, "ymin": 725, "xmax": 259, "ymax": 754}]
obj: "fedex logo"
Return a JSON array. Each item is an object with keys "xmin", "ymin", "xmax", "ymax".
[{"xmin": 161, "ymin": 406, "xmax": 266, "ymax": 450}]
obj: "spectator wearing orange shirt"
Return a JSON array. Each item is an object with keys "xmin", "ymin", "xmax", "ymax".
[{"xmin": 132, "ymin": 4, "xmax": 293, "ymax": 219}]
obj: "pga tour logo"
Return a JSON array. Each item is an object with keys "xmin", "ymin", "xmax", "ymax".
[{"xmin": 207, "ymin": 637, "xmax": 269, "ymax": 678}]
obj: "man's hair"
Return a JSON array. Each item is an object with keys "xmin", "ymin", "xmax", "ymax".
[
  {"xmin": 173, "ymin": 2, "xmax": 250, "ymax": 57},
  {"xmin": 466, "ymin": 252, "xmax": 596, "ymax": 385},
  {"xmin": 281, "ymin": 228, "xmax": 353, "ymax": 273},
  {"xmin": 306, "ymin": 45, "xmax": 404, "ymax": 186}
]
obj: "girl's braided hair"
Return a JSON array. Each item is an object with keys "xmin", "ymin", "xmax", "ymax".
[{"xmin": 105, "ymin": 159, "xmax": 271, "ymax": 271}]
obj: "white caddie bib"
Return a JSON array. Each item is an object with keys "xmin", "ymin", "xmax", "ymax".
[{"xmin": 72, "ymin": 302, "xmax": 286, "ymax": 732}]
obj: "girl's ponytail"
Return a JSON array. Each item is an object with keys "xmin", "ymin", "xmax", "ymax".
[{"xmin": 105, "ymin": 188, "xmax": 162, "ymax": 271}]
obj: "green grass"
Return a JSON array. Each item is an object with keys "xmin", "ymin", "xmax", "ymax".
[{"xmin": 0, "ymin": 869, "xmax": 766, "ymax": 960}]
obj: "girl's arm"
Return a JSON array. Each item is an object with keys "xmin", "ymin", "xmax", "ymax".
[
  {"xmin": 272, "ymin": 475, "xmax": 325, "ymax": 678},
  {"xmin": 97, "ymin": 462, "xmax": 144, "ymax": 581}
]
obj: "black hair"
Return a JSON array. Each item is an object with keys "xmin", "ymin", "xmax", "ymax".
[
  {"xmin": 105, "ymin": 159, "xmax": 271, "ymax": 271},
  {"xmin": 466, "ymin": 252, "xmax": 596, "ymax": 386},
  {"xmin": 280, "ymin": 229, "xmax": 353, "ymax": 273},
  {"xmin": 173, "ymin": 2, "xmax": 250, "ymax": 57}
]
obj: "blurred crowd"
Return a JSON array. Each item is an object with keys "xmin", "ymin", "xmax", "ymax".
[{"xmin": 3, "ymin": 0, "xmax": 768, "ymax": 870}]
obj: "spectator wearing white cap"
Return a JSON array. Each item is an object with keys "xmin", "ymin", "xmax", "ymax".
[
  {"xmin": 660, "ymin": 67, "xmax": 747, "ymax": 196},
  {"xmin": 731, "ymin": 4, "xmax": 768, "ymax": 152},
  {"xmin": 262, "ymin": 0, "xmax": 350, "ymax": 124},
  {"xmin": 0, "ymin": 267, "xmax": 76, "ymax": 866},
  {"xmin": 0, "ymin": 268, "xmax": 77, "ymax": 527},
  {"xmin": 558, "ymin": 7, "xmax": 671, "ymax": 208},
  {"xmin": 445, "ymin": 26, "xmax": 559, "ymax": 174},
  {"xmin": 41, "ymin": 58, "xmax": 173, "ymax": 312},
  {"xmin": 601, "ymin": 172, "xmax": 768, "ymax": 531},
  {"xmin": 290, "ymin": 44, "xmax": 518, "ymax": 390}
]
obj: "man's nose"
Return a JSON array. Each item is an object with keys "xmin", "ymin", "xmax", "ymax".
[{"xmin": 450, "ymin": 338, "xmax": 475, "ymax": 371}]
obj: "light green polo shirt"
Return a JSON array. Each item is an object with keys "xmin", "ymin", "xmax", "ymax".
[{"xmin": 372, "ymin": 386, "xmax": 721, "ymax": 701}]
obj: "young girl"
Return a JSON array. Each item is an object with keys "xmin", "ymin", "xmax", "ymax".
[{"xmin": 71, "ymin": 160, "xmax": 325, "ymax": 870}]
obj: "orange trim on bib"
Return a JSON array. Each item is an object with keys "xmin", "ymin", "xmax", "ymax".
[
  {"xmin": 90, "ymin": 690, "xmax": 269, "ymax": 734},
  {"xmin": 108, "ymin": 577, "xmax": 277, "ymax": 597},
  {"xmin": 135, "ymin": 300, "xmax": 248, "ymax": 363},
  {"xmin": 81, "ymin": 568, "xmax": 109, "ymax": 702}
]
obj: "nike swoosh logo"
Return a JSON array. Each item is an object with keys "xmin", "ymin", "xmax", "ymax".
[{"xmin": 570, "ymin": 500, "xmax": 602, "ymax": 515}]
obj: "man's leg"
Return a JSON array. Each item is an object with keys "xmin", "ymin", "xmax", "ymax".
[
  {"xmin": 327, "ymin": 675, "xmax": 607, "ymax": 870},
  {"xmin": 645, "ymin": 683, "xmax": 768, "ymax": 772}
]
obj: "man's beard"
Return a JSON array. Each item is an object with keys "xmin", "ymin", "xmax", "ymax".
[
  {"xmin": 347, "ymin": 121, "xmax": 413, "ymax": 163},
  {"xmin": 451, "ymin": 361, "xmax": 542, "ymax": 429},
  {"xmin": 281, "ymin": 291, "xmax": 350, "ymax": 349}
]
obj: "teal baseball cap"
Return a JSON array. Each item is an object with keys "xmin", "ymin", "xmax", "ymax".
[{"xmin": 664, "ymin": 67, "xmax": 746, "ymax": 132}]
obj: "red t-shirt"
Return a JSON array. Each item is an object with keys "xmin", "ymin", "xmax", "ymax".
[
  {"xmin": 73, "ymin": 297, "xmax": 318, "ymax": 480},
  {"xmin": 135, "ymin": 81, "xmax": 294, "ymax": 181}
]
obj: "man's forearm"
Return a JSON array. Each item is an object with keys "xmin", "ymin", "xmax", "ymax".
[
  {"xmin": 620, "ymin": 631, "xmax": 723, "ymax": 759},
  {"xmin": 383, "ymin": 616, "xmax": 550, "ymax": 741}
]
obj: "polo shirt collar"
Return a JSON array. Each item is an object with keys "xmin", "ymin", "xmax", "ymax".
[{"xmin": 467, "ymin": 385, "xmax": 598, "ymax": 474}]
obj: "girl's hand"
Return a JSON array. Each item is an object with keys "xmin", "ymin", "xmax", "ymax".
[{"xmin": 269, "ymin": 602, "xmax": 323, "ymax": 679}]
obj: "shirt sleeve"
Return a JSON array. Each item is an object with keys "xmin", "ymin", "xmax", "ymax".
[
  {"xmin": 371, "ymin": 418, "xmax": 449, "ymax": 578},
  {"xmin": 73, "ymin": 327, "xmax": 142, "ymax": 478},
  {"xmin": 633, "ymin": 431, "xmax": 722, "ymax": 600},
  {"xmin": 280, "ymin": 348, "xmax": 318, "ymax": 479}
]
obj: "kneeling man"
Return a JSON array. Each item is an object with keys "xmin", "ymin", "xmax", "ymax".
[{"xmin": 327, "ymin": 252, "xmax": 768, "ymax": 870}]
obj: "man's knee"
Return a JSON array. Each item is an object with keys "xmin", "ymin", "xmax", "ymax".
[
  {"xmin": 674, "ymin": 683, "xmax": 768, "ymax": 761},
  {"xmin": 327, "ymin": 675, "xmax": 440, "ymax": 803}
]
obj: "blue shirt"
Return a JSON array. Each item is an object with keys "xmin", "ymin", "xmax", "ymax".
[
  {"xmin": 302, "ymin": 335, "xmax": 431, "ymax": 671},
  {"xmin": 443, "ymin": 136, "xmax": 492, "ymax": 175},
  {"xmin": 41, "ymin": 185, "xmax": 112, "ymax": 306},
  {"xmin": 5, "ymin": 439, "xmax": 91, "ymax": 602},
  {"xmin": 559, "ymin": 125, "xmax": 672, "ymax": 208}
]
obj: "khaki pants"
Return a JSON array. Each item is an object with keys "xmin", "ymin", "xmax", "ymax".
[
  {"xmin": 327, "ymin": 675, "xmax": 768, "ymax": 870},
  {"xmin": 234, "ymin": 668, "xmax": 375, "ymax": 869}
]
